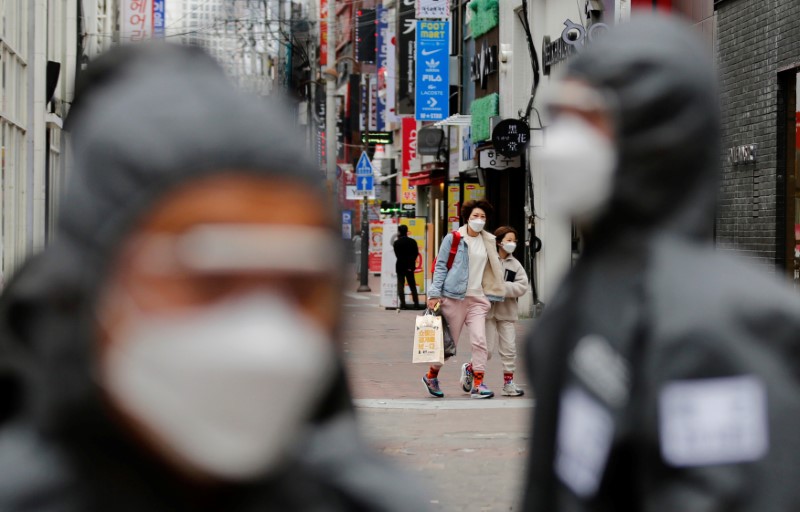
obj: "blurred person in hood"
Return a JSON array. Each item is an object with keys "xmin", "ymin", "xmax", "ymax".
[
  {"xmin": 524, "ymin": 16, "xmax": 800, "ymax": 511},
  {"xmin": 0, "ymin": 43, "xmax": 427, "ymax": 511}
]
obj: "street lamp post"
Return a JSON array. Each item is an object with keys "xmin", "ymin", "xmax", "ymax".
[{"xmin": 324, "ymin": 0, "xmax": 337, "ymax": 193}]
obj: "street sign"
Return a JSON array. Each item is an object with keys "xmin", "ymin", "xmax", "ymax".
[
  {"xmin": 346, "ymin": 186, "xmax": 376, "ymax": 200},
  {"xmin": 356, "ymin": 151, "xmax": 375, "ymax": 175},
  {"xmin": 415, "ymin": 20, "xmax": 449, "ymax": 122},
  {"xmin": 357, "ymin": 175, "xmax": 374, "ymax": 192},
  {"xmin": 354, "ymin": 151, "xmax": 375, "ymax": 196}
]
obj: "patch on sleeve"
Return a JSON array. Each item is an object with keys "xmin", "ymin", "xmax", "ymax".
[
  {"xmin": 555, "ymin": 386, "xmax": 615, "ymax": 498},
  {"xmin": 659, "ymin": 375, "xmax": 769, "ymax": 467}
]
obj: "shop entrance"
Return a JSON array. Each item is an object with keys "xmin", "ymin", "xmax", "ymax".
[{"xmin": 778, "ymin": 69, "xmax": 800, "ymax": 283}]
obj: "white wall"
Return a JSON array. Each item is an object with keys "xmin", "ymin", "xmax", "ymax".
[{"xmin": 526, "ymin": 0, "xmax": 590, "ymax": 304}]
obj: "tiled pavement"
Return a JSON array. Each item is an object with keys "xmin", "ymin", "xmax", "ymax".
[{"xmin": 341, "ymin": 272, "xmax": 535, "ymax": 511}]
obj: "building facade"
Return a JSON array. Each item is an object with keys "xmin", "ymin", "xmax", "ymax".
[
  {"xmin": 1, "ymin": 0, "xmax": 81, "ymax": 281},
  {"xmin": 715, "ymin": 0, "xmax": 800, "ymax": 283}
]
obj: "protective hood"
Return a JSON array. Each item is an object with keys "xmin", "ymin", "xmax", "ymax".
[
  {"xmin": 0, "ymin": 43, "xmax": 350, "ymax": 436},
  {"xmin": 563, "ymin": 16, "xmax": 720, "ymax": 241}
]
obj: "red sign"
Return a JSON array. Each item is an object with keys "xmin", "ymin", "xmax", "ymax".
[
  {"xmin": 320, "ymin": 1, "xmax": 328, "ymax": 66},
  {"xmin": 402, "ymin": 117, "xmax": 417, "ymax": 178}
]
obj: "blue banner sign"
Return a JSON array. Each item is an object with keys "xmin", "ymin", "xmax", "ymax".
[
  {"xmin": 153, "ymin": 0, "xmax": 165, "ymax": 38},
  {"xmin": 415, "ymin": 20, "xmax": 449, "ymax": 122}
]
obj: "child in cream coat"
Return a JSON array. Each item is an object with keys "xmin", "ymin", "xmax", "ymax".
[{"xmin": 486, "ymin": 226, "xmax": 529, "ymax": 396}]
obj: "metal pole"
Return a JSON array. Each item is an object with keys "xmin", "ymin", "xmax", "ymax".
[
  {"xmin": 325, "ymin": 0, "xmax": 337, "ymax": 194},
  {"xmin": 358, "ymin": 196, "xmax": 371, "ymax": 292}
]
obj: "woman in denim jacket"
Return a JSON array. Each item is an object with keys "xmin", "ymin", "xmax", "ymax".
[{"xmin": 423, "ymin": 200, "xmax": 505, "ymax": 398}]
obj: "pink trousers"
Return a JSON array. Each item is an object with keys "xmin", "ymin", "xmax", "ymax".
[{"xmin": 433, "ymin": 296, "xmax": 491, "ymax": 372}]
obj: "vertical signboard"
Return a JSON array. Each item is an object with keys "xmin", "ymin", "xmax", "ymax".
[
  {"xmin": 385, "ymin": 16, "xmax": 398, "ymax": 125},
  {"xmin": 122, "ymin": 0, "xmax": 152, "ymax": 41},
  {"xmin": 448, "ymin": 125, "xmax": 460, "ymax": 180},
  {"xmin": 415, "ymin": 21, "xmax": 449, "ymax": 122},
  {"xmin": 447, "ymin": 184, "xmax": 460, "ymax": 231},
  {"xmin": 356, "ymin": 9, "xmax": 377, "ymax": 63},
  {"xmin": 368, "ymin": 220, "xmax": 383, "ymax": 273},
  {"xmin": 376, "ymin": 6, "xmax": 389, "ymax": 131},
  {"xmin": 402, "ymin": 117, "xmax": 417, "ymax": 177},
  {"xmin": 319, "ymin": 0, "xmax": 328, "ymax": 66},
  {"xmin": 460, "ymin": 125, "xmax": 475, "ymax": 173},
  {"xmin": 397, "ymin": 0, "xmax": 416, "ymax": 115},
  {"xmin": 417, "ymin": 0, "xmax": 450, "ymax": 19},
  {"xmin": 401, "ymin": 218, "xmax": 426, "ymax": 294},
  {"xmin": 342, "ymin": 210, "xmax": 353, "ymax": 240},
  {"xmin": 380, "ymin": 220, "xmax": 400, "ymax": 308},
  {"xmin": 153, "ymin": 0, "xmax": 165, "ymax": 38},
  {"xmin": 369, "ymin": 79, "xmax": 378, "ymax": 131},
  {"xmin": 401, "ymin": 177, "xmax": 417, "ymax": 205}
]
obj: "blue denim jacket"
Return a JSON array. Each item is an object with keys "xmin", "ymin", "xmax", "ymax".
[{"xmin": 429, "ymin": 228, "xmax": 505, "ymax": 302}]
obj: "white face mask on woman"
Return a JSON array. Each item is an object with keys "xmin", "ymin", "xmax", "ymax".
[
  {"xmin": 100, "ymin": 292, "xmax": 336, "ymax": 481},
  {"xmin": 538, "ymin": 114, "xmax": 617, "ymax": 225},
  {"xmin": 468, "ymin": 219, "xmax": 486, "ymax": 233}
]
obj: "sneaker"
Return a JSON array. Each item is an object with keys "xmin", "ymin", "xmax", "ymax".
[
  {"xmin": 502, "ymin": 381, "xmax": 525, "ymax": 397},
  {"xmin": 422, "ymin": 375, "xmax": 444, "ymax": 398},
  {"xmin": 470, "ymin": 383, "xmax": 494, "ymax": 399},
  {"xmin": 460, "ymin": 363, "xmax": 474, "ymax": 392}
]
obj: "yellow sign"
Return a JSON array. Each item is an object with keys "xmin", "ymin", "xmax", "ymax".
[
  {"xmin": 401, "ymin": 177, "xmax": 417, "ymax": 204},
  {"xmin": 447, "ymin": 185, "xmax": 460, "ymax": 220},
  {"xmin": 401, "ymin": 218, "xmax": 426, "ymax": 294},
  {"xmin": 463, "ymin": 183, "xmax": 485, "ymax": 203}
]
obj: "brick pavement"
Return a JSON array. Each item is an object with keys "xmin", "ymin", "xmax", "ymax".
[{"xmin": 341, "ymin": 272, "xmax": 535, "ymax": 511}]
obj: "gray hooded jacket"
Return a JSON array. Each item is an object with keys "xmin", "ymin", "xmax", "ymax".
[
  {"xmin": 524, "ymin": 17, "xmax": 800, "ymax": 512},
  {"xmin": 0, "ymin": 44, "xmax": 427, "ymax": 512}
]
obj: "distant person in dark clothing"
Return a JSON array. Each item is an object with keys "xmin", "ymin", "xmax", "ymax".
[{"xmin": 393, "ymin": 224, "xmax": 420, "ymax": 310}]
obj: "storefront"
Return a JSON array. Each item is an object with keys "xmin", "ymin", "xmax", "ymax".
[{"xmin": 715, "ymin": 0, "xmax": 799, "ymax": 280}]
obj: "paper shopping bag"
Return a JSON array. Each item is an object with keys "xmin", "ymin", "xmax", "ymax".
[{"xmin": 412, "ymin": 310, "xmax": 444, "ymax": 365}]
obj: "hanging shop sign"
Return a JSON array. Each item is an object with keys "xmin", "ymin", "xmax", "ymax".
[
  {"xmin": 356, "ymin": 9, "xmax": 377, "ymax": 63},
  {"xmin": 376, "ymin": 6, "xmax": 389, "ymax": 130},
  {"xmin": 415, "ymin": 20, "xmax": 450, "ymax": 122},
  {"xmin": 470, "ymin": 38, "xmax": 498, "ymax": 90},
  {"xmin": 479, "ymin": 148, "xmax": 522, "ymax": 170},
  {"xmin": 491, "ymin": 118, "xmax": 529, "ymax": 157},
  {"xmin": 397, "ymin": 0, "xmax": 416, "ymax": 115},
  {"xmin": 417, "ymin": 0, "xmax": 450, "ymax": 19},
  {"xmin": 542, "ymin": 19, "xmax": 609, "ymax": 76},
  {"xmin": 402, "ymin": 117, "xmax": 418, "ymax": 177}
]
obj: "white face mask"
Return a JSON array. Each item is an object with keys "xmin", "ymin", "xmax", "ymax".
[
  {"xmin": 100, "ymin": 292, "xmax": 336, "ymax": 481},
  {"xmin": 468, "ymin": 219, "xmax": 485, "ymax": 233},
  {"xmin": 501, "ymin": 242, "xmax": 517, "ymax": 254},
  {"xmin": 538, "ymin": 114, "xmax": 617, "ymax": 224}
]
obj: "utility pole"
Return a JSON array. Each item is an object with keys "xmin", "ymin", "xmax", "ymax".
[{"xmin": 324, "ymin": 0, "xmax": 337, "ymax": 195}]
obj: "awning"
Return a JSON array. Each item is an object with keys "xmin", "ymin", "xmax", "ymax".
[
  {"xmin": 408, "ymin": 167, "xmax": 446, "ymax": 187},
  {"xmin": 433, "ymin": 114, "xmax": 471, "ymax": 128}
]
